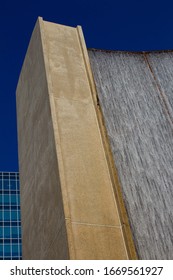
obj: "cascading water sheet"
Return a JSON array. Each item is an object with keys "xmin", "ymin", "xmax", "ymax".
[{"xmin": 89, "ymin": 49, "xmax": 173, "ymax": 259}]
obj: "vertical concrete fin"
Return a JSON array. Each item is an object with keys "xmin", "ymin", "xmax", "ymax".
[
  {"xmin": 17, "ymin": 18, "xmax": 137, "ymax": 259},
  {"xmin": 76, "ymin": 26, "xmax": 137, "ymax": 260},
  {"xmin": 16, "ymin": 17, "xmax": 69, "ymax": 259},
  {"xmin": 38, "ymin": 17, "xmax": 75, "ymax": 259},
  {"xmin": 42, "ymin": 19, "xmax": 133, "ymax": 259}
]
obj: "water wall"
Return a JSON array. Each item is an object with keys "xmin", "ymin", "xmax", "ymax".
[{"xmin": 89, "ymin": 50, "xmax": 173, "ymax": 259}]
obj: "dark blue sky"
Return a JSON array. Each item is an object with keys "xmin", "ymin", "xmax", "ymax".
[{"xmin": 0, "ymin": 0, "xmax": 172, "ymax": 171}]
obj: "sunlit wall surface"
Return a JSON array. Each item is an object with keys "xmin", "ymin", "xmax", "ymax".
[{"xmin": 0, "ymin": 172, "xmax": 22, "ymax": 260}]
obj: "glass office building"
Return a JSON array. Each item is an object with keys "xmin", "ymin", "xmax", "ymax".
[{"xmin": 0, "ymin": 172, "xmax": 22, "ymax": 260}]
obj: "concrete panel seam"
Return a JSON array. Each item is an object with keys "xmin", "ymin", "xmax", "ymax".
[{"xmin": 70, "ymin": 221, "xmax": 123, "ymax": 228}]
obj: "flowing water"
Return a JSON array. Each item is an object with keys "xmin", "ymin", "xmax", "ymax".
[{"xmin": 89, "ymin": 49, "xmax": 173, "ymax": 259}]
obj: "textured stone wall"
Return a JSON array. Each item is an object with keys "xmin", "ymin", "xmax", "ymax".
[{"xmin": 89, "ymin": 50, "xmax": 173, "ymax": 259}]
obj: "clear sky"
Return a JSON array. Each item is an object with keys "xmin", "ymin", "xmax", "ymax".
[{"xmin": 0, "ymin": 0, "xmax": 172, "ymax": 171}]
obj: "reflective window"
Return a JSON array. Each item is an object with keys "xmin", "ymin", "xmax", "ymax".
[
  {"xmin": 4, "ymin": 245, "xmax": 11, "ymax": 256},
  {"xmin": 4, "ymin": 180, "xmax": 10, "ymax": 190},
  {"xmin": 12, "ymin": 227, "xmax": 18, "ymax": 238},
  {"xmin": 0, "ymin": 172, "xmax": 22, "ymax": 259},
  {"xmin": 4, "ymin": 211, "xmax": 10, "ymax": 221},
  {"xmin": 12, "ymin": 245, "xmax": 19, "ymax": 256},
  {"xmin": 4, "ymin": 195, "xmax": 10, "ymax": 204},
  {"xmin": 0, "ymin": 244, "xmax": 3, "ymax": 255},
  {"xmin": 10, "ymin": 181, "xmax": 16, "ymax": 190},
  {"xmin": 0, "ymin": 211, "xmax": 2, "ymax": 221},
  {"xmin": 11, "ymin": 211, "xmax": 18, "ymax": 221},
  {"xmin": 0, "ymin": 227, "xmax": 3, "ymax": 238},
  {"xmin": 11, "ymin": 195, "xmax": 17, "ymax": 205},
  {"xmin": 4, "ymin": 227, "xmax": 11, "ymax": 238}
]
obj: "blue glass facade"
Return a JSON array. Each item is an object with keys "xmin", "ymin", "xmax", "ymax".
[{"xmin": 0, "ymin": 172, "xmax": 22, "ymax": 260}]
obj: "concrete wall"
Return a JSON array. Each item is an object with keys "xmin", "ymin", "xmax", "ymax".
[
  {"xmin": 16, "ymin": 19, "xmax": 136, "ymax": 259},
  {"xmin": 16, "ymin": 19, "xmax": 69, "ymax": 259},
  {"xmin": 89, "ymin": 49, "xmax": 173, "ymax": 259}
]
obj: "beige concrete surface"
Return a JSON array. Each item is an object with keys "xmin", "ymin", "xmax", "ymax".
[
  {"xmin": 16, "ymin": 17, "xmax": 137, "ymax": 259},
  {"xmin": 71, "ymin": 223, "xmax": 128, "ymax": 260},
  {"xmin": 16, "ymin": 19, "xmax": 69, "ymax": 259}
]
